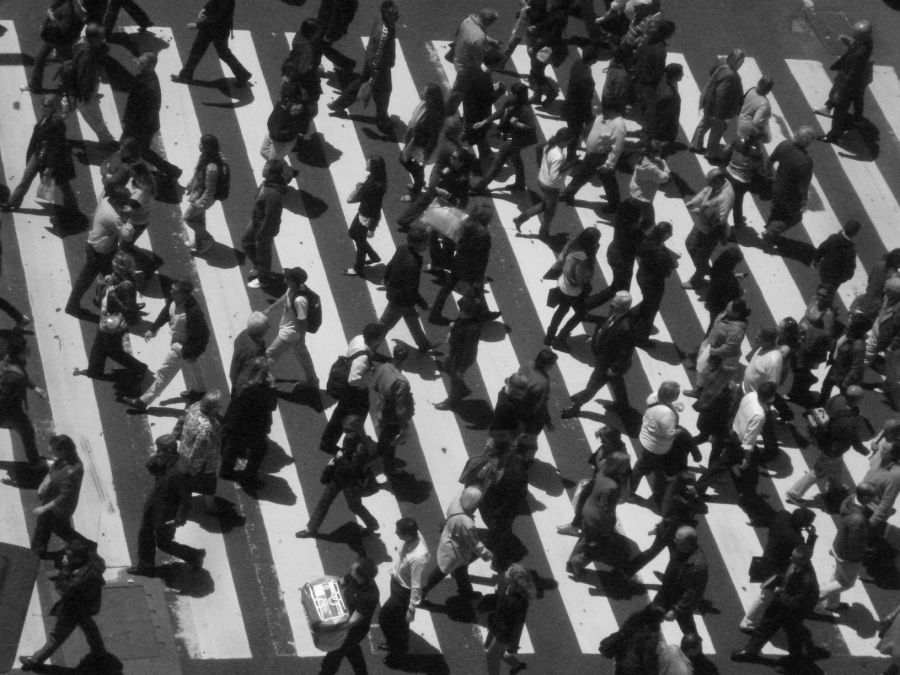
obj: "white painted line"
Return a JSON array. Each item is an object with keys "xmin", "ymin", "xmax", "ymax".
[{"xmin": 871, "ymin": 65, "xmax": 900, "ymax": 145}]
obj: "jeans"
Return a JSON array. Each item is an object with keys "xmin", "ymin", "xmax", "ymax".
[
  {"xmin": 306, "ymin": 482, "xmax": 378, "ymax": 533},
  {"xmin": 31, "ymin": 510, "xmax": 88, "ymax": 554},
  {"xmin": 30, "ymin": 606, "xmax": 105, "ymax": 665},
  {"xmin": 728, "ymin": 175, "xmax": 751, "ymax": 225},
  {"xmin": 241, "ymin": 218, "xmax": 277, "ymax": 280},
  {"xmin": 333, "ymin": 69, "xmax": 392, "ymax": 127},
  {"xmin": 378, "ymin": 301, "xmax": 429, "ymax": 351},
  {"xmin": 182, "ymin": 201, "xmax": 213, "ymax": 249},
  {"xmin": 546, "ymin": 291, "xmax": 586, "ymax": 341},
  {"xmin": 685, "ymin": 227, "xmax": 719, "ymax": 283},
  {"xmin": 478, "ymin": 138, "xmax": 526, "ymax": 188},
  {"xmin": 787, "ymin": 454, "xmax": 845, "ymax": 499},
  {"xmin": 1, "ymin": 407, "xmax": 41, "ymax": 465},
  {"xmin": 103, "ymin": 0, "xmax": 151, "ymax": 33},
  {"xmin": 570, "ymin": 363, "xmax": 629, "ymax": 410},
  {"xmin": 87, "ymin": 330, "xmax": 147, "ymax": 376},
  {"xmin": 136, "ymin": 516, "xmax": 202, "ymax": 567},
  {"xmin": 421, "ymin": 563, "xmax": 474, "ymax": 598},
  {"xmin": 139, "ymin": 343, "xmax": 206, "ymax": 406},
  {"xmin": 9, "ymin": 155, "xmax": 79, "ymax": 211},
  {"xmin": 348, "ymin": 218, "xmax": 380, "ymax": 274},
  {"xmin": 518, "ymin": 183, "xmax": 561, "ymax": 236},
  {"xmin": 320, "ymin": 387, "xmax": 370, "ymax": 451},
  {"xmin": 266, "ymin": 328, "xmax": 318, "ymax": 387},
  {"xmin": 180, "ymin": 28, "xmax": 250, "ymax": 81},
  {"xmin": 221, "ymin": 430, "xmax": 268, "ymax": 478},
  {"xmin": 564, "ymin": 152, "xmax": 620, "ymax": 207},
  {"xmin": 319, "ymin": 640, "xmax": 368, "ymax": 675}
]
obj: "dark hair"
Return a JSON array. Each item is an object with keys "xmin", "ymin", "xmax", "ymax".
[
  {"xmin": 391, "ymin": 341, "xmax": 410, "ymax": 364},
  {"xmin": 757, "ymin": 76, "xmax": 774, "ymax": 95},
  {"xmin": 65, "ymin": 538, "xmax": 95, "ymax": 561},
  {"xmin": 509, "ymin": 81, "xmax": 529, "ymax": 104},
  {"xmin": 362, "ymin": 323, "xmax": 384, "ymax": 345},
  {"xmin": 757, "ymin": 327, "xmax": 778, "ymax": 345},
  {"xmin": 843, "ymin": 219, "xmax": 862, "ymax": 237},
  {"xmin": 885, "ymin": 248, "xmax": 900, "ymax": 269},
  {"xmin": 407, "ymin": 226, "xmax": 428, "ymax": 248},
  {"xmin": 198, "ymin": 134, "xmax": 220, "ymax": 168},
  {"xmin": 549, "ymin": 126, "xmax": 574, "ymax": 146},
  {"xmin": 106, "ymin": 184, "xmax": 133, "ymax": 209},
  {"xmin": 49, "ymin": 434, "xmax": 79, "ymax": 462},
  {"xmin": 789, "ymin": 507, "xmax": 815, "ymax": 527},
  {"xmin": 284, "ymin": 266, "xmax": 308, "ymax": 285},
  {"xmin": 354, "ymin": 557, "xmax": 378, "ymax": 581},
  {"xmin": 130, "ymin": 161, "xmax": 157, "ymax": 195},
  {"xmin": 172, "ymin": 279, "xmax": 195, "ymax": 297},
  {"xmin": 120, "ymin": 137, "xmax": 142, "ymax": 162},
  {"xmin": 366, "ymin": 155, "xmax": 388, "ymax": 189},
  {"xmin": 757, "ymin": 381, "xmax": 778, "ymax": 400},
  {"xmin": 299, "ymin": 18, "xmax": 318, "ymax": 38},
  {"xmin": 572, "ymin": 227, "xmax": 601, "ymax": 255},
  {"xmin": 728, "ymin": 298, "xmax": 751, "ymax": 320},
  {"xmin": 396, "ymin": 517, "xmax": 418, "ymax": 537},
  {"xmin": 534, "ymin": 348, "xmax": 558, "ymax": 370},
  {"xmin": 422, "ymin": 83, "xmax": 446, "ymax": 121},
  {"xmin": 710, "ymin": 246, "xmax": 743, "ymax": 277},
  {"xmin": 465, "ymin": 203, "xmax": 492, "ymax": 227}
]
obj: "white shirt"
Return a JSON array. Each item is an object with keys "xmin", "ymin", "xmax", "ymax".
[
  {"xmin": 346, "ymin": 334, "xmax": 373, "ymax": 388},
  {"xmin": 392, "ymin": 537, "xmax": 430, "ymax": 607},
  {"xmin": 277, "ymin": 292, "xmax": 308, "ymax": 335},
  {"xmin": 733, "ymin": 391, "xmax": 768, "ymax": 451},
  {"xmin": 742, "ymin": 347, "xmax": 783, "ymax": 394},
  {"xmin": 584, "ymin": 115, "xmax": 627, "ymax": 168},
  {"xmin": 538, "ymin": 143, "xmax": 567, "ymax": 190},
  {"xmin": 639, "ymin": 393, "xmax": 680, "ymax": 455},
  {"xmin": 629, "ymin": 156, "xmax": 670, "ymax": 203}
]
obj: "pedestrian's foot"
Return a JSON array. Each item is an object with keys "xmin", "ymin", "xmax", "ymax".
[
  {"xmin": 190, "ymin": 239, "xmax": 213, "ymax": 256},
  {"xmin": 234, "ymin": 72, "xmax": 252, "ymax": 87},
  {"xmin": 509, "ymin": 181, "xmax": 526, "ymax": 191},
  {"xmin": 550, "ymin": 337, "xmax": 570, "ymax": 352},
  {"xmin": 813, "ymin": 106, "xmax": 832, "ymax": 117},
  {"xmin": 512, "ymin": 215, "xmax": 525, "ymax": 233},
  {"xmin": 689, "ymin": 145, "xmax": 705, "ymax": 154},
  {"xmin": 806, "ymin": 645, "xmax": 831, "ymax": 660},
  {"xmin": 560, "ymin": 404, "xmax": 580, "ymax": 419},
  {"xmin": 556, "ymin": 524, "xmax": 581, "ymax": 536},
  {"xmin": 180, "ymin": 389, "xmax": 204, "ymax": 401},
  {"xmin": 122, "ymin": 396, "xmax": 147, "ymax": 411},
  {"xmin": 295, "ymin": 528, "xmax": 317, "ymax": 538},
  {"xmin": 19, "ymin": 656, "xmax": 41, "ymax": 671},
  {"xmin": 327, "ymin": 101, "xmax": 347, "ymax": 116},
  {"xmin": 343, "ymin": 267, "xmax": 362, "ymax": 277},
  {"xmin": 558, "ymin": 192, "xmax": 574, "ymax": 205},
  {"xmin": 434, "ymin": 399, "xmax": 455, "ymax": 411},
  {"xmin": 823, "ymin": 602, "xmax": 849, "ymax": 613},
  {"xmin": 127, "ymin": 564, "xmax": 155, "ymax": 577},
  {"xmin": 360, "ymin": 526, "xmax": 380, "ymax": 537},
  {"xmin": 137, "ymin": 21, "xmax": 154, "ymax": 33},
  {"xmin": 0, "ymin": 202, "xmax": 19, "ymax": 212},
  {"xmin": 682, "ymin": 389, "xmax": 699, "ymax": 398},
  {"xmin": 366, "ymin": 253, "xmax": 381, "ymax": 264},
  {"xmin": 428, "ymin": 314, "xmax": 451, "ymax": 326},
  {"xmin": 417, "ymin": 341, "xmax": 439, "ymax": 354},
  {"xmin": 171, "ymin": 73, "xmax": 193, "ymax": 84},
  {"xmin": 817, "ymin": 133, "xmax": 840, "ymax": 144},
  {"xmin": 730, "ymin": 649, "xmax": 759, "ymax": 663},
  {"xmin": 191, "ymin": 548, "xmax": 206, "ymax": 570},
  {"xmin": 738, "ymin": 625, "xmax": 755, "ymax": 635}
]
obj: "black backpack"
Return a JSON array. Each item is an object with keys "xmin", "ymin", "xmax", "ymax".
[
  {"xmin": 297, "ymin": 288, "xmax": 322, "ymax": 334},
  {"xmin": 325, "ymin": 349, "xmax": 367, "ymax": 398},
  {"xmin": 214, "ymin": 159, "xmax": 231, "ymax": 200}
]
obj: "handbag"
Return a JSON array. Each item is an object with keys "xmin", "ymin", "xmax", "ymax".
[
  {"xmin": 420, "ymin": 201, "xmax": 467, "ymax": 242},
  {"xmin": 98, "ymin": 311, "xmax": 127, "ymax": 334},
  {"xmin": 35, "ymin": 170, "xmax": 61, "ymax": 205},
  {"xmin": 546, "ymin": 286, "xmax": 563, "ymax": 308},
  {"xmin": 748, "ymin": 555, "xmax": 773, "ymax": 583}
]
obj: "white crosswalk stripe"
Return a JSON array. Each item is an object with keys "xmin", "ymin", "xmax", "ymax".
[{"xmin": 5, "ymin": 20, "xmax": 900, "ymax": 665}]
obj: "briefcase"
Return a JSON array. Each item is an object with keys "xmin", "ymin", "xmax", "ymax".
[{"xmin": 301, "ymin": 576, "xmax": 350, "ymax": 652}]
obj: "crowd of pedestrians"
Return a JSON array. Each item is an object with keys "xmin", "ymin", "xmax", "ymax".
[{"xmin": 4, "ymin": 1, "xmax": 900, "ymax": 674}]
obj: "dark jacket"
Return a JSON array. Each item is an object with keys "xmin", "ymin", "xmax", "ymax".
[
  {"xmin": 40, "ymin": 0, "xmax": 85, "ymax": 48},
  {"xmin": 249, "ymin": 178, "xmax": 287, "ymax": 238},
  {"xmin": 383, "ymin": 245, "xmax": 424, "ymax": 307},
  {"xmin": 563, "ymin": 56, "xmax": 595, "ymax": 124},
  {"xmin": 646, "ymin": 78, "xmax": 681, "ymax": 143},
  {"xmin": 657, "ymin": 546, "xmax": 708, "ymax": 614},
  {"xmin": 761, "ymin": 511, "xmax": 811, "ymax": 576},
  {"xmin": 833, "ymin": 495, "xmax": 871, "ymax": 563},
  {"xmin": 635, "ymin": 239, "xmax": 676, "ymax": 288},
  {"xmin": 230, "ymin": 329, "xmax": 266, "ymax": 387},
  {"xmin": 40, "ymin": 457, "xmax": 84, "ymax": 518},
  {"xmin": 700, "ymin": 62, "xmax": 743, "ymax": 119},
  {"xmin": 820, "ymin": 394, "xmax": 869, "ymax": 457},
  {"xmin": 315, "ymin": 0, "xmax": 358, "ymax": 42},
  {"xmin": 143, "ymin": 452, "xmax": 192, "ymax": 528},
  {"xmin": 67, "ymin": 40, "xmax": 104, "ymax": 102},
  {"xmin": 633, "ymin": 38, "xmax": 667, "ymax": 88},
  {"xmin": 582, "ymin": 473, "xmax": 621, "ymax": 540},
  {"xmin": 830, "ymin": 38, "xmax": 873, "ymax": 99},
  {"xmin": 771, "ymin": 562, "xmax": 819, "ymax": 617},
  {"xmin": 51, "ymin": 550, "xmax": 106, "ymax": 619},
  {"xmin": 363, "ymin": 17, "xmax": 396, "ymax": 75},
  {"xmin": 814, "ymin": 232, "xmax": 856, "ymax": 287},
  {"xmin": 827, "ymin": 332, "xmax": 866, "ymax": 387},
  {"xmin": 770, "ymin": 140, "xmax": 813, "ymax": 214},
  {"xmin": 123, "ymin": 69, "xmax": 162, "ymax": 137},
  {"xmin": 0, "ymin": 358, "xmax": 31, "ymax": 420},
  {"xmin": 591, "ymin": 311, "xmax": 636, "ymax": 374},
  {"xmin": 601, "ymin": 61, "xmax": 632, "ymax": 112},
  {"xmin": 223, "ymin": 382, "xmax": 277, "ymax": 438},
  {"xmin": 199, "ymin": 0, "xmax": 236, "ymax": 35},
  {"xmin": 489, "ymin": 582, "xmax": 529, "ymax": 651},
  {"xmin": 451, "ymin": 221, "xmax": 491, "ymax": 282},
  {"xmin": 26, "ymin": 111, "xmax": 76, "ymax": 181},
  {"xmin": 151, "ymin": 295, "xmax": 210, "ymax": 361},
  {"xmin": 445, "ymin": 316, "xmax": 481, "ymax": 374}
]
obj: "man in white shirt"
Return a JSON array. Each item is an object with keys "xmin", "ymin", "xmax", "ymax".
[
  {"xmin": 560, "ymin": 106, "xmax": 626, "ymax": 213},
  {"xmin": 512, "ymin": 127, "xmax": 574, "ymax": 239},
  {"xmin": 319, "ymin": 323, "xmax": 384, "ymax": 453},
  {"xmin": 743, "ymin": 327, "xmax": 783, "ymax": 394},
  {"xmin": 631, "ymin": 381, "xmax": 682, "ymax": 501},
  {"xmin": 377, "ymin": 518, "xmax": 430, "ymax": 666},
  {"xmin": 264, "ymin": 267, "xmax": 319, "ymax": 392}
]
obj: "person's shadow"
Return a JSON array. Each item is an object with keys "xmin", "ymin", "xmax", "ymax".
[{"xmin": 28, "ymin": 650, "xmax": 124, "ymax": 673}]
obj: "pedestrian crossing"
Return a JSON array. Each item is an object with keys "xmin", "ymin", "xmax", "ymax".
[{"xmin": 2, "ymin": 18, "xmax": 900, "ymax": 669}]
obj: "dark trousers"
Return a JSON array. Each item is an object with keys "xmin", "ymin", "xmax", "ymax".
[
  {"xmin": 585, "ymin": 259, "xmax": 634, "ymax": 310},
  {"xmin": 319, "ymin": 640, "xmax": 368, "ymax": 675},
  {"xmin": 68, "ymin": 245, "xmax": 114, "ymax": 310},
  {"xmin": 378, "ymin": 577, "xmax": 411, "ymax": 654},
  {"xmin": 570, "ymin": 363, "xmax": 629, "ymax": 410},
  {"xmin": 569, "ymin": 530, "xmax": 632, "ymax": 572},
  {"xmin": 634, "ymin": 280, "xmax": 665, "ymax": 340},
  {"xmin": 546, "ymin": 292, "xmax": 587, "ymax": 341},
  {"xmin": 430, "ymin": 272, "xmax": 463, "ymax": 320},
  {"xmin": 828, "ymin": 88, "xmax": 865, "ymax": 140},
  {"xmin": 30, "ymin": 42, "xmax": 74, "ymax": 91},
  {"xmin": 376, "ymin": 421, "xmax": 403, "ymax": 464},
  {"xmin": 0, "ymin": 296, "xmax": 25, "ymax": 323},
  {"xmin": 306, "ymin": 482, "xmax": 378, "ymax": 533},
  {"xmin": 400, "ymin": 156, "xmax": 426, "ymax": 193},
  {"xmin": 334, "ymin": 69, "xmax": 392, "ymax": 127},
  {"xmin": 2, "ymin": 408, "xmax": 41, "ymax": 464},
  {"xmin": 317, "ymin": 39, "xmax": 356, "ymax": 74},
  {"xmin": 321, "ymin": 387, "xmax": 370, "ymax": 451},
  {"xmin": 31, "ymin": 606, "xmax": 105, "ymax": 665},
  {"xmin": 221, "ymin": 431, "xmax": 268, "ymax": 477},
  {"xmin": 87, "ymin": 330, "xmax": 146, "ymax": 376},
  {"xmin": 625, "ymin": 529, "xmax": 669, "ymax": 575},
  {"xmin": 31, "ymin": 510, "xmax": 88, "ymax": 554},
  {"xmin": 349, "ymin": 219, "xmax": 379, "ymax": 274},
  {"xmin": 630, "ymin": 448, "xmax": 667, "ymax": 500},
  {"xmin": 685, "ymin": 228, "xmax": 718, "ymax": 283},
  {"xmin": 378, "ymin": 301, "xmax": 429, "ymax": 351},
  {"xmin": 428, "ymin": 234, "xmax": 456, "ymax": 273},
  {"xmin": 180, "ymin": 28, "xmax": 250, "ymax": 80},
  {"xmin": 9, "ymin": 155, "xmax": 79, "ymax": 212},
  {"xmin": 478, "ymin": 138, "xmax": 526, "ymax": 187},
  {"xmin": 136, "ymin": 515, "xmax": 202, "ymax": 567},
  {"xmin": 241, "ymin": 221, "xmax": 276, "ymax": 280},
  {"xmin": 397, "ymin": 187, "xmax": 437, "ymax": 230},
  {"xmin": 745, "ymin": 602, "xmax": 810, "ymax": 656},
  {"xmin": 422, "ymin": 563, "xmax": 473, "ymax": 598},
  {"xmin": 126, "ymin": 128, "xmax": 180, "ymax": 176},
  {"xmin": 564, "ymin": 153, "xmax": 620, "ymax": 207},
  {"xmin": 103, "ymin": 0, "xmax": 151, "ymax": 32}
]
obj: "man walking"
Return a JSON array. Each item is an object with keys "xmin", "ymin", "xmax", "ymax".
[
  {"xmin": 230, "ymin": 311, "xmax": 269, "ymax": 390},
  {"xmin": 559, "ymin": 106, "xmax": 626, "ymax": 213},
  {"xmin": 690, "ymin": 48, "xmax": 745, "ymax": 158},
  {"xmin": 61, "ymin": 23, "xmax": 118, "ymax": 146},
  {"xmin": 561, "ymin": 291, "xmax": 636, "ymax": 418},
  {"xmin": 242, "ymin": 159, "xmax": 288, "ymax": 289},
  {"xmin": 682, "ymin": 168, "xmax": 734, "ymax": 290},
  {"xmin": 816, "ymin": 20, "xmax": 874, "ymax": 144},
  {"xmin": 172, "ymin": 0, "xmax": 251, "ymax": 86},
  {"xmin": 370, "ymin": 343, "xmax": 414, "ymax": 474},
  {"xmin": 314, "ymin": 0, "xmax": 359, "ymax": 78},
  {"xmin": 316, "ymin": 559, "xmax": 380, "ymax": 675},
  {"xmin": 763, "ymin": 126, "xmax": 815, "ymax": 247},
  {"xmin": 654, "ymin": 526, "xmax": 709, "ymax": 636},
  {"xmin": 377, "ymin": 518, "xmax": 430, "ymax": 666},
  {"xmin": 127, "ymin": 434, "xmax": 206, "ymax": 576},
  {"xmin": 378, "ymin": 227, "xmax": 435, "ymax": 354},
  {"xmin": 819, "ymin": 482, "xmax": 876, "ymax": 612}
]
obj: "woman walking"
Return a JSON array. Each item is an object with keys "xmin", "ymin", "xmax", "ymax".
[
  {"xmin": 31, "ymin": 434, "xmax": 89, "ymax": 558},
  {"xmin": 183, "ymin": 134, "xmax": 225, "ymax": 256},
  {"xmin": 399, "ymin": 84, "xmax": 445, "ymax": 201},
  {"xmin": 344, "ymin": 156, "xmax": 388, "ymax": 278},
  {"xmin": 724, "ymin": 130, "xmax": 768, "ymax": 229},
  {"xmin": 545, "ymin": 227, "xmax": 600, "ymax": 351},
  {"xmin": 633, "ymin": 221, "xmax": 676, "ymax": 347},
  {"xmin": 472, "ymin": 82, "xmax": 537, "ymax": 193},
  {"xmin": 512, "ymin": 127, "xmax": 575, "ymax": 240},
  {"xmin": 484, "ymin": 563, "xmax": 533, "ymax": 675}
]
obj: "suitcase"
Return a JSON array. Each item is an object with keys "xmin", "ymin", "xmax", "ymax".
[{"xmin": 301, "ymin": 576, "xmax": 350, "ymax": 652}]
